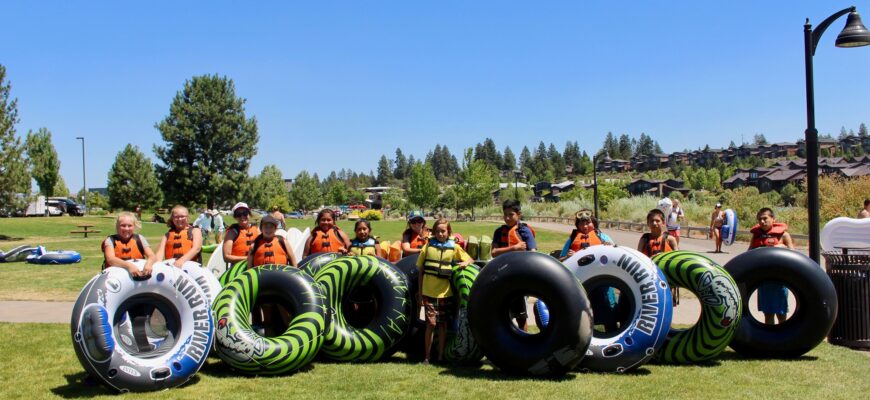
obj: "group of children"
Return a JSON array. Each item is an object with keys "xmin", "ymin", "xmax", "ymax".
[{"xmin": 102, "ymin": 197, "xmax": 798, "ymax": 365}]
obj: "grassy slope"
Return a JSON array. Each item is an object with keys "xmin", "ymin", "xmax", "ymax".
[
  {"xmin": 0, "ymin": 216, "xmax": 567, "ymax": 301},
  {"xmin": 2, "ymin": 323, "xmax": 868, "ymax": 399}
]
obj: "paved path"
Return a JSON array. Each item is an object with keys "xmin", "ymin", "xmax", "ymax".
[{"xmin": 0, "ymin": 222, "xmax": 803, "ymax": 325}]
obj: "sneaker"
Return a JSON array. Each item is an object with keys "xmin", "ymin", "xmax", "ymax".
[{"xmin": 422, "ymin": 359, "xmax": 430, "ymax": 365}]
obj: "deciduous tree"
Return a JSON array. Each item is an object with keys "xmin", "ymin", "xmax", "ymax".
[
  {"xmin": 107, "ymin": 144, "xmax": 164, "ymax": 210},
  {"xmin": 25, "ymin": 127, "xmax": 61, "ymax": 197},
  {"xmin": 0, "ymin": 65, "xmax": 29, "ymax": 209}
]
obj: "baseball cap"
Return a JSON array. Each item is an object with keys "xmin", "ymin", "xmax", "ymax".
[
  {"xmin": 260, "ymin": 215, "xmax": 280, "ymax": 227},
  {"xmin": 232, "ymin": 202, "xmax": 250, "ymax": 212},
  {"xmin": 715, "ymin": 203, "xmax": 722, "ymax": 208},
  {"xmin": 408, "ymin": 210, "xmax": 424, "ymax": 221}
]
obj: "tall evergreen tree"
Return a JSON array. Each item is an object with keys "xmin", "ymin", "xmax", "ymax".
[
  {"xmin": 519, "ymin": 146, "xmax": 533, "ymax": 172},
  {"xmin": 0, "ymin": 65, "xmax": 29, "ymax": 209},
  {"xmin": 394, "ymin": 148, "xmax": 409, "ymax": 179},
  {"xmin": 107, "ymin": 144, "xmax": 164, "ymax": 210},
  {"xmin": 548, "ymin": 143, "xmax": 565, "ymax": 179},
  {"xmin": 617, "ymin": 134, "xmax": 633, "ymax": 159},
  {"xmin": 502, "ymin": 146, "xmax": 517, "ymax": 171},
  {"xmin": 753, "ymin": 133, "xmax": 768, "ymax": 145},
  {"xmin": 376, "ymin": 154, "xmax": 393, "ymax": 185},
  {"xmin": 25, "ymin": 127, "xmax": 60, "ymax": 197},
  {"xmin": 602, "ymin": 131, "xmax": 619, "ymax": 159},
  {"xmin": 859, "ymin": 123, "xmax": 868, "ymax": 137},
  {"xmin": 154, "ymin": 74, "xmax": 259, "ymax": 207}
]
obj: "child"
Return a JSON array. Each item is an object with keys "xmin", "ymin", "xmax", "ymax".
[
  {"xmin": 223, "ymin": 202, "xmax": 260, "ymax": 266},
  {"xmin": 639, "ymin": 208, "xmax": 680, "ymax": 305},
  {"xmin": 559, "ymin": 209, "xmax": 614, "ymax": 261},
  {"xmin": 400, "ymin": 211, "xmax": 429, "ymax": 258},
  {"xmin": 156, "ymin": 205, "xmax": 203, "ymax": 267},
  {"xmin": 559, "ymin": 209, "xmax": 619, "ymax": 331},
  {"xmin": 749, "ymin": 207, "xmax": 794, "ymax": 325},
  {"xmin": 102, "ymin": 212, "xmax": 156, "ymax": 278},
  {"xmin": 348, "ymin": 219, "xmax": 385, "ymax": 258},
  {"xmin": 491, "ymin": 199, "xmax": 537, "ymax": 331},
  {"xmin": 304, "ymin": 209, "xmax": 351, "ymax": 257},
  {"xmin": 247, "ymin": 215, "xmax": 297, "ymax": 268},
  {"xmin": 638, "ymin": 209, "xmax": 678, "ymax": 257},
  {"xmin": 417, "ymin": 218, "xmax": 472, "ymax": 364}
]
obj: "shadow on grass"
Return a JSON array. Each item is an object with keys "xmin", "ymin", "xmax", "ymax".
[
  {"xmin": 0, "ymin": 234, "xmax": 23, "ymax": 241},
  {"xmin": 196, "ymin": 355, "xmax": 318, "ymax": 378},
  {"xmin": 50, "ymin": 372, "xmax": 114, "ymax": 398},
  {"xmin": 716, "ymin": 351, "xmax": 819, "ymax": 362}
]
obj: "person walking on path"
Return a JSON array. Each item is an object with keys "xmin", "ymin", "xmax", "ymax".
[
  {"xmin": 709, "ymin": 203, "xmax": 725, "ymax": 253},
  {"xmin": 667, "ymin": 199, "xmax": 685, "ymax": 245}
]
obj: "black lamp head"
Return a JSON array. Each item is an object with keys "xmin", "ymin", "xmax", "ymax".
[{"xmin": 836, "ymin": 10, "xmax": 870, "ymax": 48}]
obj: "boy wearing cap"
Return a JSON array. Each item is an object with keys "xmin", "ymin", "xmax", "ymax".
[
  {"xmin": 223, "ymin": 202, "xmax": 261, "ymax": 265},
  {"xmin": 490, "ymin": 199, "xmax": 537, "ymax": 331},
  {"xmin": 248, "ymin": 215, "xmax": 297, "ymax": 268},
  {"xmin": 709, "ymin": 203, "xmax": 726, "ymax": 253}
]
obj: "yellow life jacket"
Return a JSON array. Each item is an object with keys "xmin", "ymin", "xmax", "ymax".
[
  {"xmin": 422, "ymin": 238, "xmax": 457, "ymax": 278},
  {"xmin": 349, "ymin": 238, "xmax": 379, "ymax": 257}
]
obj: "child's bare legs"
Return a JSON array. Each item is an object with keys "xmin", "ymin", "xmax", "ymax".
[
  {"xmin": 423, "ymin": 322, "xmax": 435, "ymax": 364},
  {"xmin": 437, "ymin": 323, "xmax": 447, "ymax": 362}
]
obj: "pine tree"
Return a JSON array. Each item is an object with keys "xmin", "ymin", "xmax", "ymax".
[
  {"xmin": 25, "ymin": 127, "xmax": 60, "ymax": 197},
  {"xmin": 0, "ymin": 65, "xmax": 29, "ymax": 209},
  {"xmin": 859, "ymin": 123, "xmax": 868, "ymax": 137},
  {"xmin": 548, "ymin": 143, "xmax": 565, "ymax": 180},
  {"xmin": 502, "ymin": 146, "xmax": 517, "ymax": 171},
  {"xmin": 154, "ymin": 74, "xmax": 259, "ymax": 207},
  {"xmin": 520, "ymin": 146, "xmax": 533, "ymax": 172},
  {"xmin": 376, "ymin": 155, "xmax": 393, "ymax": 185},
  {"xmin": 394, "ymin": 148, "xmax": 409, "ymax": 179},
  {"xmin": 617, "ymin": 134, "xmax": 633, "ymax": 159},
  {"xmin": 107, "ymin": 144, "xmax": 164, "ymax": 210}
]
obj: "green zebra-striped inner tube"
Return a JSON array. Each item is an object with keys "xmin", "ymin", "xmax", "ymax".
[
  {"xmin": 213, "ymin": 265, "xmax": 328, "ymax": 374},
  {"xmin": 652, "ymin": 251, "xmax": 742, "ymax": 364},
  {"xmin": 445, "ymin": 264, "xmax": 483, "ymax": 364},
  {"xmin": 313, "ymin": 256, "xmax": 410, "ymax": 362},
  {"xmin": 219, "ymin": 260, "xmax": 248, "ymax": 286}
]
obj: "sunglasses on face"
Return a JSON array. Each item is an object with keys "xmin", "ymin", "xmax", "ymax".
[
  {"xmin": 576, "ymin": 210, "xmax": 593, "ymax": 219},
  {"xmin": 410, "ymin": 219, "xmax": 424, "ymax": 224},
  {"xmin": 234, "ymin": 211, "xmax": 250, "ymax": 218}
]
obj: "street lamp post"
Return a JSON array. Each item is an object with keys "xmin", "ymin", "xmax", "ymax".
[
  {"xmin": 592, "ymin": 155, "xmax": 599, "ymax": 219},
  {"xmin": 76, "ymin": 137, "xmax": 86, "ymax": 214},
  {"xmin": 803, "ymin": 6, "xmax": 870, "ymax": 263},
  {"xmin": 513, "ymin": 170, "xmax": 523, "ymax": 199}
]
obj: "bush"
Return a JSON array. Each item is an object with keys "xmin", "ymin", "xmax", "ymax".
[{"xmin": 359, "ymin": 209, "xmax": 383, "ymax": 221}]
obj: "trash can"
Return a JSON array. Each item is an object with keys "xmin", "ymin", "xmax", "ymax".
[{"xmin": 823, "ymin": 249, "xmax": 870, "ymax": 349}]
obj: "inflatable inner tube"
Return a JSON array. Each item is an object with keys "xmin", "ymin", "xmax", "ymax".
[
  {"xmin": 721, "ymin": 209, "xmax": 737, "ymax": 246},
  {"xmin": 469, "ymin": 252, "xmax": 592, "ymax": 376},
  {"xmin": 301, "ymin": 252, "xmax": 378, "ymax": 328},
  {"xmin": 213, "ymin": 265, "xmax": 327, "ymax": 374},
  {"xmin": 652, "ymin": 251, "xmax": 741, "ymax": 364},
  {"xmin": 299, "ymin": 252, "xmax": 342, "ymax": 276},
  {"xmin": 393, "ymin": 253, "xmax": 426, "ymax": 360},
  {"xmin": 564, "ymin": 246, "xmax": 672, "ymax": 372},
  {"xmin": 70, "ymin": 262, "xmax": 213, "ymax": 392},
  {"xmin": 219, "ymin": 260, "xmax": 249, "ymax": 287},
  {"xmin": 724, "ymin": 247, "xmax": 837, "ymax": 358},
  {"xmin": 0, "ymin": 245, "xmax": 37, "ymax": 262},
  {"xmin": 165, "ymin": 259, "xmax": 222, "ymax": 307},
  {"xmin": 313, "ymin": 256, "xmax": 410, "ymax": 362},
  {"xmin": 27, "ymin": 246, "xmax": 82, "ymax": 264},
  {"xmin": 445, "ymin": 263, "xmax": 483, "ymax": 364}
]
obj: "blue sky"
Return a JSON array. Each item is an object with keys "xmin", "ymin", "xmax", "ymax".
[{"xmin": 3, "ymin": 1, "xmax": 870, "ymax": 192}]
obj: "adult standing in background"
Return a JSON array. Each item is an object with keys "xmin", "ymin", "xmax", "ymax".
[
  {"xmin": 709, "ymin": 203, "xmax": 725, "ymax": 253},
  {"xmin": 270, "ymin": 205, "xmax": 286, "ymax": 230},
  {"xmin": 194, "ymin": 209, "xmax": 224, "ymax": 244},
  {"xmin": 858, "ymin": 199, "xmax": 870, "ymax": 219},
  {"xmin": 667, "ymin": 198, "xmax": 685, "ymax": 245}
]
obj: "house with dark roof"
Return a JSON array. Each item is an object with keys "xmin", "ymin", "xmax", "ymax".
[
  {"xmin": 626, "ymin": 178, "xmax": 687, "ymax": 197},
  {"xmin": 757, "ymin": 169, "xmax": 807, "ymax": 193}
]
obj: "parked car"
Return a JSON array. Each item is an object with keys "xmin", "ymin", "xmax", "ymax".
[
  {"xmin": 285, "ymin": 211, "xmax": 304, "ymax": 219},
  {"xmin": 47, "ymin": 197, "xmax": 85, "ymax": 216}
]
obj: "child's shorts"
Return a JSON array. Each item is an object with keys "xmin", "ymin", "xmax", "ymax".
[
  {"xmin": 757, "ymin": 282, "xmax": 789, "ymax": 315},
  {"xmin": 423, "ymin": 296, "xmax": 453, "ymax": 325},
  {"xmin": 510, "ymin": 297, "xmax": 528, "ymax": 320}
]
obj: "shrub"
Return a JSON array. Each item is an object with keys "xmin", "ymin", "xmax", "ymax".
[{"xmin": 359, "ymin": 209, "xmax": 382, "ymax": 221}]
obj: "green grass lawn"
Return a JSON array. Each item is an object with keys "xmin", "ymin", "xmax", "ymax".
[
  {"xmin": 0, "ymin": 216, "xmax": 568, "ymax": 301},
  {"xmin": 1, "ymin": 323, "xmax": 868, "ymax": 399}
]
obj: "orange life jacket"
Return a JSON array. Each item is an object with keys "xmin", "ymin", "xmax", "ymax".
[
  {"xmin": 568, "ymin": 229, "xmax": 604, "ymax": 251},
  {"xmin": 403, "ymin": 229, "xmax": 429, "ymax": 249},
  {"xmin": 750, "ymin": 223, "xmax": 788, "ymax": 249},
  {"xmin": 164, "ymin": 226, "xmax": 200, "ymax": 262},
  {"xmin": 641, "ymin": 232, "xmax": 674, "ymax": 257},
  {"xmin": 309, "ymin": 226, "xmax": 345, "ymax": 254},
  {"xmin": 229, "ymin": 224, "xmax": 260, "ymax": 257},
  {"xmin": 251, "ymin": 234, "xmax": 290, "ymax": 267},
  {"xmin": 494, "ymin": 223, "xmax": 536, "ymax": 248},
  {"xmin": 102, "ymin": 234, "xmax": 145, "ymax": 269}
]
